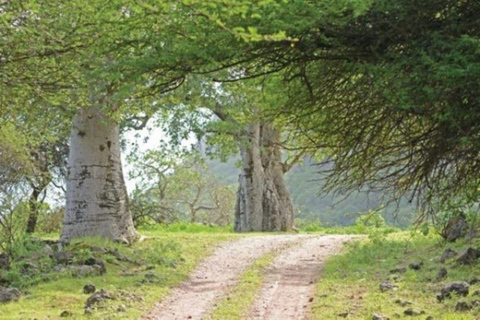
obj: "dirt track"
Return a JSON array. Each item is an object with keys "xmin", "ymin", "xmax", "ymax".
[{"xmin": 144, "ymin": 234, "xmax": 355, "ymax": 320}]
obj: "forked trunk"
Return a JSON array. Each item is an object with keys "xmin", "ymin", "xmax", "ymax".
[
  {"xmin": 235, "ymin": 124, "xmax": 294, "ymax": 232},
  {"xmin": 60, "ymin": 107, "xmax": 137, "ymax": 243}
]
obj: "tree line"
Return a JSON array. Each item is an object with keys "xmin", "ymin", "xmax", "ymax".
[{"xmin": 0, "ymin": 0, "xmax": 478, "ymax": 243}]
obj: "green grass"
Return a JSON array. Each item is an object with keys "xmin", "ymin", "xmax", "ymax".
[
  {"xmin": 139, "ymin": 222, "xmax": 234, "ymax": 233},
  {"xmin": 0, "ymin": 231, "xmax": 240, "ymax": 320},
  {"xmin": 313, "ymin": 231, "xmax": 480, "ymax": 319},
  {"xmin": 297, "ymin": 220, "xmax": 400, "ymax": 236}
]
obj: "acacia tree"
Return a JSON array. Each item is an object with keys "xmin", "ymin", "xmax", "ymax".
[{"xmin": 128, "ymin": 148, "xmax": 235, "ymax": 226}]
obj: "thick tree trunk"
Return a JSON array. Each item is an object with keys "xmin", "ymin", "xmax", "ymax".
[
  {"xmin": 235, "ymin": 124, "xmax": 294, "ymax": 232},
  {"xmin": 60, "ymin": 107, "xmax": 137, "ymax": 244}
]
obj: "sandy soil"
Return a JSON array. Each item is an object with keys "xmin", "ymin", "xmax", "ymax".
[{"xmin": 144, "ymin": 234, "xmax": 356, "ymax": 320}]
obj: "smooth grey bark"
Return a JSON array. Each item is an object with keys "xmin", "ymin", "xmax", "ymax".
[
  {"xmin": 235, "ymin": 124, "xmax": 294, "ymax": 232},
  {"xmin": 60, "ymin": 107, "xmax": 137, "ymax": 243}
]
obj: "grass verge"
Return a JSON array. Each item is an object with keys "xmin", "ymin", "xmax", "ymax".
[
  {"xmin": 0, "ymin": 231, "xmax": 239, "ymax": 320},
  {"xmin": 313, "ymin": 231, "xmax": 480, "ymax": 319}
]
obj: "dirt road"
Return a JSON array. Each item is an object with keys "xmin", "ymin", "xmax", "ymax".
[{"xmin": 144, "ymin": 234, "xmax": 355, "ymax": 320}]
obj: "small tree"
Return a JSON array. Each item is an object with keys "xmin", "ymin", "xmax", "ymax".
[{"xmin": 129, "ymin": 148, "xmax": 235, "ymax": 226}]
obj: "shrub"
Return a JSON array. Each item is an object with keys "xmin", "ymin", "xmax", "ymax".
[
  {"xmin": 355, "ymin": 209, "xmax": 387, "ymax": 229},
  {"xmin": 36, "ymin": 207, "xmax": 64, "ymax": 234},
  {"xmin": 0, "ymin": 200, "xmax": 29, "ymax": 255}
]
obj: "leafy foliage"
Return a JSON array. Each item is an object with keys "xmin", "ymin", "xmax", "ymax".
[{"xmin": 275, "ymin": 0, "xmax": 480, "ymax": 212}]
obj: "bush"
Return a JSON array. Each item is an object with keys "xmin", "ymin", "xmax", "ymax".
[
  {"xmin": 36, "ymin": 207, "xmax": 64, "ymax": 234},
  {"xmin": 0, "ymin": 199, "xmax": 29, "ymax": 255},
  {"xmin": 355, "ymin": 209, "xmax": 387, "ymax": 229},
  {"xmin": 296, "ymin": 218, "xmax": 323, "ymax": 232}
]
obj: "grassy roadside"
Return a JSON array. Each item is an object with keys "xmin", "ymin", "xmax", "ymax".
[
  {"xmin": 0, "ymin": 226, "xmax": 240, "ymax": 320},
  {"xmin": 312, "ymin": 231, "xmax": 480, "ymax": 319}
]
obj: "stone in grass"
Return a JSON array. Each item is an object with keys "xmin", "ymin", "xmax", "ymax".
[
  {"xmin": 85, "ymin": 289, "xmax": 114, "ymax": 309},
  {"xmin": 0, "ymin": 288, "xmax": 21, "ymax": 303},
  {"xmin": 84, "ymin": 258, "xmax": 107, "ymax": 274},
  {"xmin": 394, "ymin": 299, "xmax": 412, "ymax": 307},
  {"xmin": 440, "ymin": 248, "xmax": 457, "ymax": 263},
  {"xmin": 390, "ymin": 266, "xmax": 407, "ymax": 274},
  {"xmin": 436, "ymin": 267, "xmax": 447, "ymax": 281},
  {"xmin": 90, "ymin": 246, "xmax": 108, "ymax": 254},
  {"xmin": 338, "ymin": 311, "xmax": 350, "ymax": 318},
  {"xmin": 372, "ymin": 313, "xmax": 389, "ymax": 320},
  {"xmin": 390, "ymin": 274, "xmax": 400, "ymax": 282},
  {"xmin": 68, "ymin": 265, "xmax": 103, "ymax": 277},
  {"xmin": 117, "ymin": 305, "xmax": 126, "ymax": 312},
  {"xmin": 455, "ymin": 301, "xmax": 472, "ymax": 312},
  {"xmin": 60, "ymin": 310, "xmax": 73, "ymax": 317},
  {"xmin": 83, "ymin": 284, "xmax": 96, "ymax": 294},
  {"xmin": 409, "ymin": 261, "xmax": 423, "ymax": 270},
  {"xmin": 379, "ymin": 281, "xmax": 398, "ymax": 292},
  {"xmin": 441, "ymin": 215, "xmax": 468, "ymax": 242},
  {"xmin": 404, "ymin": 308, "xmax": 424, "ymax": 316},
  {"xmin": 437, "ymin": 282, "xmax": 469, "ymax": 301},
  {"xmin": 53, "ymin": 251, "xmax": 73, "ymax": 264},
  {"xmin": 456, "ymin": 248, "xmax": 480, "ymax": 265},
  {"xmin": 0, "ymin": 253, "xmax": 10, "ymax": 270},
  {"xmin": 107, "ymin": 249, "xmax": 135, "ymax": 263}
]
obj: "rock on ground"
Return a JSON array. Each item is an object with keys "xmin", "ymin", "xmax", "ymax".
[
  {"xmin": 83, "ymin": 284, "xmax": 96, "ymax": 294},
  {"xmin": 456, "ymin": 247, "xmax": 480, "ymax": 265},
  {"xmin": 438, "ymin": 281, "xmax": 469, "ymax": 301},
  {"xmin": 440, "ymin": 248, "xmax": 457, "ymax": 263},
  {"xmin": 379, "ymin": 281, "xmax": 398, "ymax": 292},
  {"xmin": 441, "ymin": 215, "xmax": 468, "ymax": 242},
  {"xmin": 85, "ymin": 289, "xmax": 113, "ymax": 309},
  {"xmin": 0, "ymin": 288, "xmax": 21, "ymax": 303}
]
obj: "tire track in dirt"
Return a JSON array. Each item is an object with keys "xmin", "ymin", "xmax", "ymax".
[
  {"xmin": 144, "ymin": 235, "xmax": 312, "ymax": 320},
  {"xmin": 248, "ymin": 235, "xmax": 357, "ymax": 320}
]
